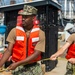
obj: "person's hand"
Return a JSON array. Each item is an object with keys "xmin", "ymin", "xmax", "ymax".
[
  {"xmin": 68, "ymin": 58, "xmax": 75, "ymax": 64},
  {"xmin": 50, "ymin": 54, "xmax": 57, "ymax": 60},
  {"xmin": 8, "ymin": 62, "xmax": 18, "ymax": 70},
  {"xmin": 0, "ymin": 66, "xmax": 5, "ymax": 72},
  {"xmin": 0, "ymin": 67, "xmax": 3, "ymax": 70}
]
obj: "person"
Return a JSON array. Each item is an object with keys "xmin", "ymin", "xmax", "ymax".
[
  {"xmin": 50, "ymin": 33, "xmax": 75, "ymax": 75},
  {"xmin": 0, "ymin": 5, "xmax": 45, "ymax": 75}
]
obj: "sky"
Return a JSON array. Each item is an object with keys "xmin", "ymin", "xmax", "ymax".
[
  {"xmin": 1, "ymin": 0, "xmax": 24, "ymax": 6},
  {"xmin": 0, "ymin": 0, "xmax": 42, "ymax": 6}
]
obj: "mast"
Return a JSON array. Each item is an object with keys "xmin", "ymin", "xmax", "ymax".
[
  {"xmin": 64, "ymin": 0, "xmax": 67, "ymax": 18},
  {"xmin": 0, "ymin": 0, "xmax": 5, "ymax": 6}
]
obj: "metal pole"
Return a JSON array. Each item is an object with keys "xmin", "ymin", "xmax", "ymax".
[
  {"xmin": 69, "ymin": 1, "xmax": 71, "ymax": 19},
  {"xmin": 64, "ymin": 0, "xmax": 67, "ymax": 18},
  {"xmin": 71, "ymin": 0, "xmax": 74, "ymax": 19}
]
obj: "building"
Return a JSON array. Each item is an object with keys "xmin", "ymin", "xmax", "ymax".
[{"xmin": 57, "ymin": 0, "xmax": 75, "ymax": 24}]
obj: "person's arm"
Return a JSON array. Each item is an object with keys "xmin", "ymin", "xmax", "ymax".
[
  {"xmin": 50, "ymin": 42, "xmax": 71, "ymax": 60},
  {"xmin": 7, "ymin": 50, "xmax": 41, "ymax": 70},
  {"xmin": 0, "ymin": 43, "xmax": 13, "ymax": 67},
  {"xmin": 16, "ymin": 50, "xmax": 41, "ymax": 65},
  {"xmin": 0, "ymin": 28, "xmax": 15, "ymax": 68},
  {"xmin": 68, "ymin": 58, "xmax": 75, "ymax": 64}
]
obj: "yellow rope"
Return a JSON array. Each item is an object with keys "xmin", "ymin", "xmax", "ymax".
[
  {"xmin": 0, "ymin": 58, "xmax": 50, "ymax": 72},
  {"xmin": 40, "ymin": 58, "xmax": 50, "ymax": 62}
]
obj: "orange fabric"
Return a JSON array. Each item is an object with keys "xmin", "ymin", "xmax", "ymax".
[
  {"xmin": 12, "ymin": 26, "xmax": 41, "ymax": 62},
  {"xmin": 0, "ymin": 52, "xmax": 3, "ymax": 59},
  {"xmin": 33, "ymin": 16, "xmax": 39, "ymax": 25},
  {"xmin": 17, "ymin": 15, "xmax": 22, "ymax": 26},
  {"xmin": 66, "ymin": 43, "xmax": 75, "ymax": 59},
  {"xmin": 17, "ymin": 10, "xmax": 23, "ymax": 26}
]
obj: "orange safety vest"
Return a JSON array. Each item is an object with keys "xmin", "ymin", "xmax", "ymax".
[
  {"xmin": 12, "ymin": 25, "xmax": 41, "ymax": 62},
  {"xmin": 66, "ymin": 43, "xmax": 75, "ymax": 59}
]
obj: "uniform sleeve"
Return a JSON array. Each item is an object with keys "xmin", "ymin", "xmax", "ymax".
[
  {"xmin": 35, "ymin": 30, "xmax": 45, "ymax": 52},
  {"xmin": 6, "ymin": 28, "xmax": 16, "ymax": 44},
  {"xmin": 66, "ymin": 33, "xmax": 75, "ymax": 44}
]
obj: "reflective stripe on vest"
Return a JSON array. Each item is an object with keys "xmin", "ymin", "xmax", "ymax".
[{"xmin": 12, "ymin": 26, "xmax": 41, "ymax": 62}]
